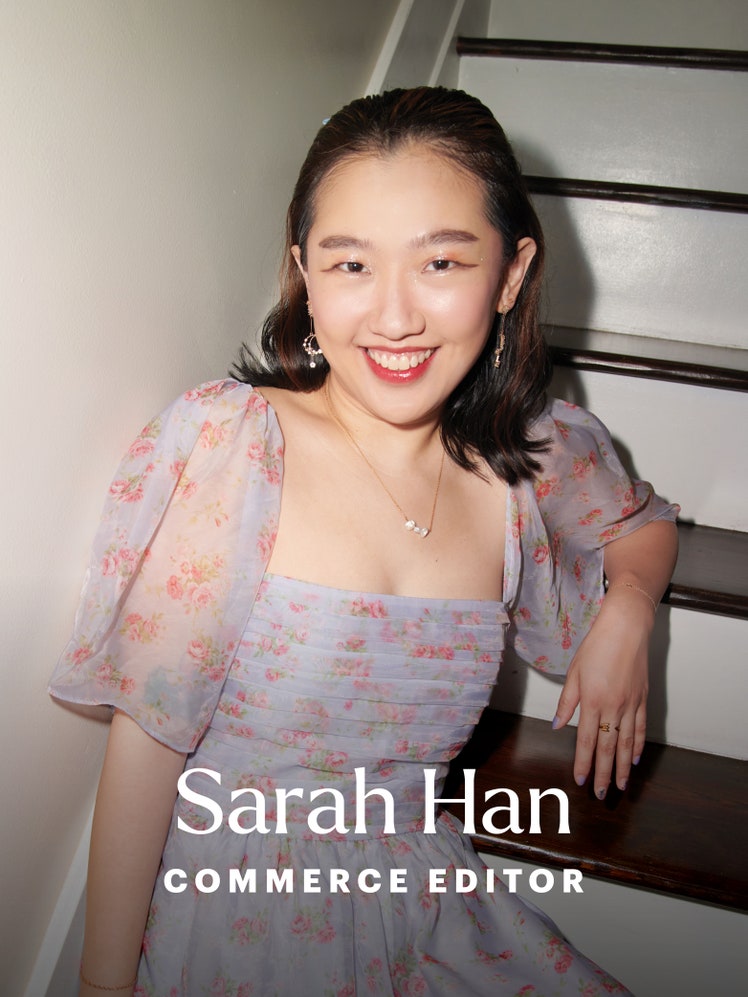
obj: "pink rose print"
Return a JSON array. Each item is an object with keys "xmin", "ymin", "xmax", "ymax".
[
  {"xmin": 166, "ymin": 574, "xmax": 183, "ymax": 600},
  {"xmin": 554, "ymin": 950, "xmax": 573, "ymax": 973},
  {"xmin": 127, "ymin": 436, "xmax": 155, "ymax": 458},
  {"xmin": 187, "ymin": 639, "xmax": 210, "ymax": 661},
  {"xmin": 532, "ymin": 544, "xmax": 549, "ymax": 564},
  {"xmin": 108, "ymin": 476, "xmax": 145, "ymax": 503},
  {"xmin": 553, "ymin": 418, "xmax": 571, "ymax": 440},
  {"xmin": 71, "ymin": 643, "xmax": 93, "ymax": 665},
  {"xmin": 119, "ymin": 612, "xmax": 162, "ymax": 643},
  {"xmin": 199, "ymin": 420, "xmax": 227, "ymax": 449},
  {"xmin": 578, "ymin": 508, "xmax": 603, "ymax": 527}
]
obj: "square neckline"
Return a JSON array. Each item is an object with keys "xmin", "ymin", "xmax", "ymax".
[{"xmin": 259, "ymin": 390, "xmax": 520, "ymax": 609}]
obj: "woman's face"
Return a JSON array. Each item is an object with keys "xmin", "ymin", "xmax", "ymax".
[{"xmin": 293, "ymin": 145, "xmax": 535, "ymax": 429}]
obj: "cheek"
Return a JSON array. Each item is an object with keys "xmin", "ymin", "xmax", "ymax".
[{"xmin": 428, "ymin": 283, "xmax": 498, "ymax": 333}]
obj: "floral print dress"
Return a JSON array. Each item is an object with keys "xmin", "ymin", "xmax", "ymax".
[
  {"xmin": 50, "ymin": 380, "xmax": 677, "ymax": 995},
  {"xmin": 136, "ymin": 573, "xmax": 631, "ymax": 995}
]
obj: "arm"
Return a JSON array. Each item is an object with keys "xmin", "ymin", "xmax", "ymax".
[
  {"xmin": 79, "ymin": 711, "xmax": 186, "ymax": 996},
  {"xmin": 552, "ymin": 519, "xmax": 678, "ymax": 799}
]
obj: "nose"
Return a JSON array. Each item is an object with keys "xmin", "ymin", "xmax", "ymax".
[{"xmin": 367, "ymin": 269, "xmax": 425, "ymax": 340}]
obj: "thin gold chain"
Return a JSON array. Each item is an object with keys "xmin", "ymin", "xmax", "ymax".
[{"xmin": 324, "ymin": 382, "xmax": 446, "ymax": 538}]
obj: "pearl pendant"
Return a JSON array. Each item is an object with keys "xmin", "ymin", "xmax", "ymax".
[{"xmin": 404, "ymin": 519, "xmax": 430, "ymax": 538}]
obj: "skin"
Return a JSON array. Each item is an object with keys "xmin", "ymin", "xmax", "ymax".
[{"xmin": 78, "ymin": 144, "xmax": 677, "ymax": 992}]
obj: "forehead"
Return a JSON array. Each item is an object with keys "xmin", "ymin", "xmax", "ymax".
[{"xmin": 311, "ymin": 146, "xmax": 490, "ymax": 234}]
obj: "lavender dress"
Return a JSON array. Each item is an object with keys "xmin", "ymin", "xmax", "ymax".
[
  {"xmin": 50, "ymin": 382, "xmax": 676, "ymax": 995},
  {"xmin": 135, "ymin": 573, "xmax": 631, "ymax": 996}
]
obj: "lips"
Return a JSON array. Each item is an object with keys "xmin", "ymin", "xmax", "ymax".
[{"xmin": 366, "ymin": 349, "xmax": 433, "ymax": 371}]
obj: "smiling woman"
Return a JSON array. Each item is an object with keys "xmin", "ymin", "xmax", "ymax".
[
  {"xmin": 50, "ymin": 87, "xmax": 678, "ymax": 996},
  {"xmin": 295, "ymin": 150, "xmax": 523, "ymax": 423}
]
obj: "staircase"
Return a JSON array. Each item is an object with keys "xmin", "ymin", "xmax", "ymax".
[
  {"xmin": 372, "ymin": 1, "xmax": 747, "ymax": 991},
  {"xmin": 458, "ymin": 20, "xmax": 748, "ymax": 994},
  {"xmin": 457, "ymin": 32, "xmax": 748, "ymax": 759}
]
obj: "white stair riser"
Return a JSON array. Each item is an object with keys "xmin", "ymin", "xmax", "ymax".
[
  {"xmin": 493, "ymin": 608, "xmax": 747, "ymax": 759},
  {"xmin": 549, "ymin": 368, "xmax": 748, "ymax": 532},
  {"xmin": 461, "ymin": 56, "xmax": 748, "ymax": 191},
  {"xmin": 536, "ymin": 198, "xmax": 747, "ymax": 347}
]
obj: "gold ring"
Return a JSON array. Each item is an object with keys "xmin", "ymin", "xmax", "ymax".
[{"xmin": 598, "ymin": 722, "xmax": 620, "ymax": 733}]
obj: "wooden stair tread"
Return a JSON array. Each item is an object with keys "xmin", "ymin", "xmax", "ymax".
[
  {"xmin": 444, "ymin": 711, "xmax": 748, "ymax": 910},
  {"xmin": 546, "ymin": 326, "xmax": 748, "ymax": 392},
  {"xmin": 666, "ymin": 523, "xmax": 748, "ymax": 617},
  {"xmin": 456, "ymin": 37, "xmax": 748, "ymax": 72},
  {"xmin": 528, "ymin": 176, "xmax": 748, "ymax": 214}
]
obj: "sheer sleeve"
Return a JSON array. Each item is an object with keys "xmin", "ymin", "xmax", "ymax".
[
  {"xmin": 503, "ymin": 399, "xmax": 679, "ymax": 676},
  {"xmin": 49, "ymin": 380, "xmax": 282, "ymax": 751}
]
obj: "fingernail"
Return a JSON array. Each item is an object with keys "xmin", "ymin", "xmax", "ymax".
[
  {"xmin": 619, "ymin": 779, "xmax": 628, "ymax": 792},
  {"xmin": 596, "ymin": 788, "xmax": 607, "ymax": 800},
  {"xmin": 575, "ymin": 775, "xmax": 586, "ymax": 787},
  {"xmin": 552, "ymin": 715, "xmax": 561, "ymax": 730},
  {"xmin": 632, "ymin": 754, "xmax": 641, "ymax": 766}
]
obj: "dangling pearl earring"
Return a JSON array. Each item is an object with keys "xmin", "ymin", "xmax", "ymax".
[
  {"xmin": 303, "ymin": 301, "xmax": 324, "ymax": 368},
  {"xmin": 493, "ymin": 313, "xmax": 506, "ymax": 369}
]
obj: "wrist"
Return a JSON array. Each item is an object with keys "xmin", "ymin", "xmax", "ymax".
[
  {"xmin": 606, "ymin": 580, "xmax": 658, "ymax": 615},
  {"xmin": 603, "ymin": 580, "xmax": 657, "ymax": 631},
  {"xmin": 79, "ymin": 964, "xmax": 137, "ymax": 993}
]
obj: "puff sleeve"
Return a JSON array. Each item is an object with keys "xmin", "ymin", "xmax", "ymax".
[
  {"xmin": 504, "ymin": 399, "xmax": 678, "ymax": 676},
  {"xmin": 49, "ymin": 380, "xmax": 283, "ymax": 752}
]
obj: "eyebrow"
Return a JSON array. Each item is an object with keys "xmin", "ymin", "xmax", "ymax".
[
  {"xmin": 410, "ymin": 229, "xmax": 479, "ymax": 249},
  {"xmin": 317, "ymin": 235, "xmax": 372, "ymax": 251},
  {"xmin": 316, "ymin": 229, "xmax": 479, "ymax": 252}
]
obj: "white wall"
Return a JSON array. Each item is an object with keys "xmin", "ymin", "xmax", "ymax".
[
  {"xmin": 487, "ymin": 0, "xmax": 748, "ymax": 48},
  {"xmin": 0, "ymin": 1, "xmax": 399, "ymax": 993}
]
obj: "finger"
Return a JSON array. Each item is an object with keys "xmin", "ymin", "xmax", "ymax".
[
  {"xmin": 552, "ymin": 669, "xmax": 580, "ymax": 730},
  {"xmin": 591, "ymin": 721, "xmax": 620, "ymax": 800},
  {"xmin": 572, "ymin": 711, "xmax": 601, "ymax": 788},
  {"xmin": 615, "ymin": 717, "xmax": 636, "ymax": 790},
  {"xmin": 632, "ymin": 701, "xmax": 647, "ymax": 766}
]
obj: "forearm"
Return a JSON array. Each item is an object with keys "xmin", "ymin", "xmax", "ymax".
[
  {"xmin": 603, "ymin": 518, "xmax": 678, "ymax": 619},
  {"xmin": 80, "ymin": 710, "xmax": 186, "ymax": 995},
  {"xmin": 556, "ymin": 518, "xmax": 678, "ymax": 794}
]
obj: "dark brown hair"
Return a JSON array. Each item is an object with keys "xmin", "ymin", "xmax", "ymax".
[{"xmin": 233, "ymin": 86, "xmax": 551, "ymax": 483}]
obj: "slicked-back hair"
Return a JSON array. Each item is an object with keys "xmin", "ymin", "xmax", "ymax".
[{"xmin": 233, "ymin": 87, "xmax": 551, "ymax": 484}]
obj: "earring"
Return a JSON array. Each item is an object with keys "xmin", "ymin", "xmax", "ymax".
[
  {"xmin": 303, "ymin": 304, "xmax": 324, "ymax": 369},
  {"xmin": 493, "ymin": 313, "xmax": 506, "ymax": 369}
]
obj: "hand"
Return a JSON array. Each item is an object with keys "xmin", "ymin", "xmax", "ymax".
[{"xmin": 552, "ymin": 590, "xmax": 653, "ymax": 798}]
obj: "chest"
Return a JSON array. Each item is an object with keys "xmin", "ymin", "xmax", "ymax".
[{"xmin": 266, "ymin": 431, "xmax": 507, "ymax": 601}]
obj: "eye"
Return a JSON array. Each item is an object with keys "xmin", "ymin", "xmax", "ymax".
[
  {"xmin": 336, "ymin": 260, "xmax": 367, "ymax": 274},
  {"xmin": 426, "ymin": 258, "xmax": 457, "ymax": 272}
]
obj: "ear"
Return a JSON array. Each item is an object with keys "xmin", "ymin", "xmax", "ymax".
[
  {"xmin": 497, "ymin": 237, "xmax": 536, "ymax": 313},
  {"xmin": 291, "ymin": 245, "xmax": 309, "ymax": 290}
]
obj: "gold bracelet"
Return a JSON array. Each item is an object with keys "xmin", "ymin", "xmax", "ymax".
[
  {"xmin": 79, "ymin": 966, "xmax": 137, "ymax": 991},
  {"xmin": 606, "ymin": 581, "xmax": 658, "ymax": 615}
]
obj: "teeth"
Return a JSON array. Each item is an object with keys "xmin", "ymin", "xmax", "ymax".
[{"xmin": 367, "ymin": 349, "xmax": 433, "ymax": 371}]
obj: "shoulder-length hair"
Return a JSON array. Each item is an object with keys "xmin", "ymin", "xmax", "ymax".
[{"xmin": 233, "ymin": 87, "xmax": 551, "ymax": 484}]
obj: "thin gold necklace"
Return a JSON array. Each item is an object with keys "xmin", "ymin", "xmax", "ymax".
[{"xmin": 324, "ymin": 382, "xmax": 446, "ymax": 538}]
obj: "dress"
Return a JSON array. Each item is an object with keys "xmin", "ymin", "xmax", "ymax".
[
  {"xmin": 137, "ymin": 573, "xmax": 630, "ymax": 995},
  {"xmin": 50, "ymin": 380, "xmax": 677, "ymax": 995}
]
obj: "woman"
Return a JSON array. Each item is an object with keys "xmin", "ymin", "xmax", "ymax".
[{"xmin": 51, "ymin": 88, "xmax": 678, "ymax": 996}]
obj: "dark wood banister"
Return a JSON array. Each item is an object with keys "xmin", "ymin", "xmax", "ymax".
[
  {"xmin": 549, "ymin": 343, "xmax": 748, "ymax": 393},
  {"xmin": 457, "ymin": 37, "xmax": 748, "ymax": 72},
  {"xmin": 445, "ymin": 711, "xmax": 748, "ymax": 911},
  {"xmin": 526, "ymin": 176, "xmax": 748, "ymax": 214}
]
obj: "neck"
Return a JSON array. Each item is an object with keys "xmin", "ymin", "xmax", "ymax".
[{"xmin": 322, "ymin": 378, "xmax": 443, "ymax": 469}]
